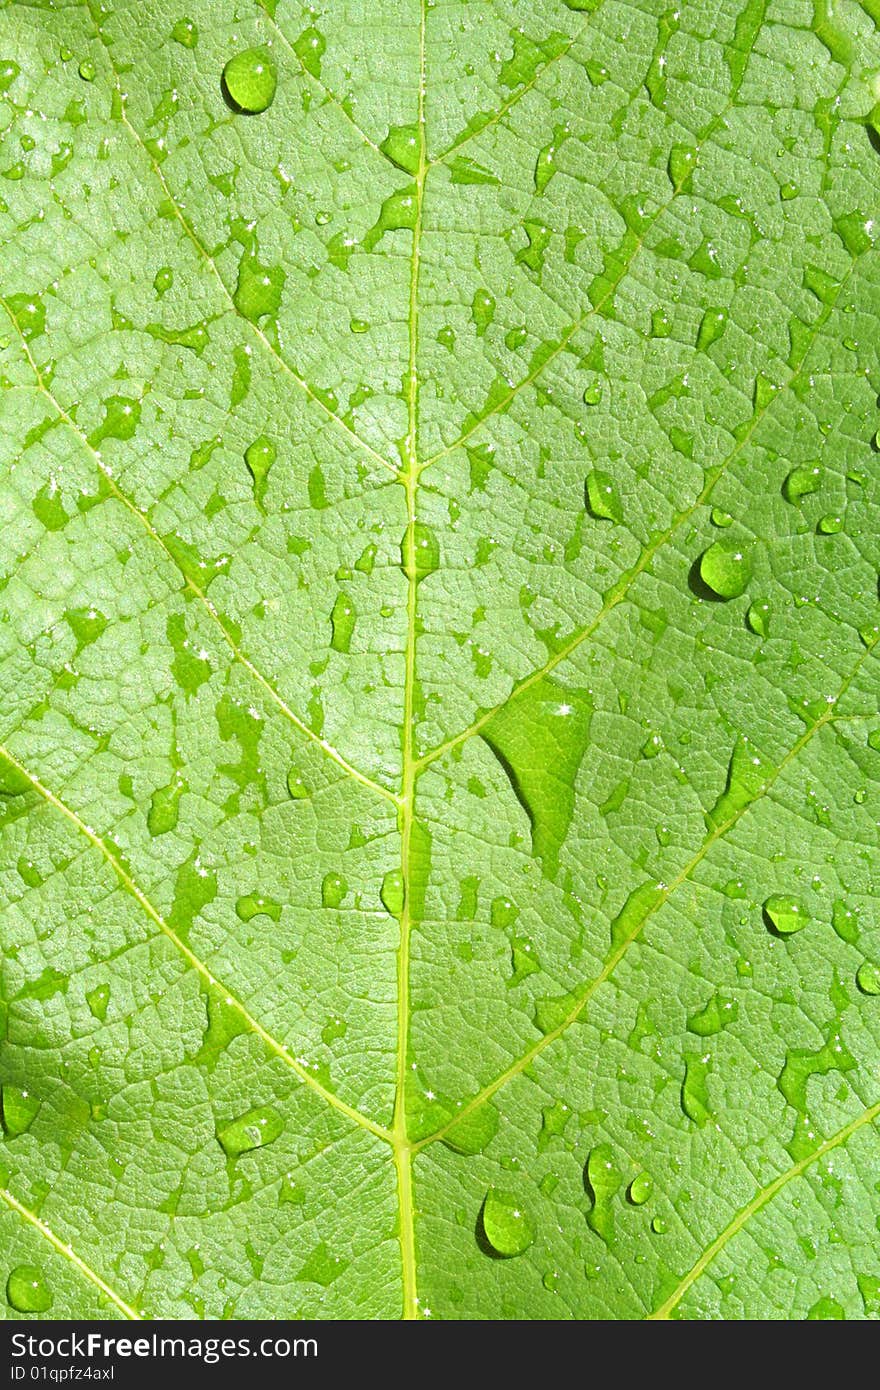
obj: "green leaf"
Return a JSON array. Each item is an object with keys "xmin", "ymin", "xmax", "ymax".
[{"xmin": 0, "ymin": 0, "xmax": 878, "ymax": 1323}]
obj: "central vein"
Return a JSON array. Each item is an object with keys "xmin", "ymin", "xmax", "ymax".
[{"xmin": 392, "ymin": 0, "xmax": 428, "ymax": 1323}]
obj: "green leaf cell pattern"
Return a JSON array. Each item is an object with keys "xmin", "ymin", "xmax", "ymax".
[{"xmin": 0, "ymin": 0, "xmax": 878, "ymax": 1323}]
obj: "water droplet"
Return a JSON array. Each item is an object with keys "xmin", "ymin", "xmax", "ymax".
[
  {"xmin": 764, "ymin": 894, "xmax": 809, "ymax": 935},
  {"xmin": 235, "ymin": 894, "xmax": 281, "ymax": 923},
  {"xmin": 807, "ymin": 1295, "xmax": 845, "ymax": 1320},
  {"xmin": 681, "ymin": 1054, "xmax": 711, "ymax": 1126},
  {"xmin": 0, "ymin": 749, "xmax": 31, "ymax": 797},
  {"xmin": 86, "ymin": 983, "xmax": 110, "ymax": 1022},
  {"xmin": 6, "ymin": 1265, "xmax": 52, "ymax": 1313},
  {"xmin": 817, "ymin": 513, "xmax": 844, "ymax": 534},
  {"xmin": 321, "ymin": 873, "xmax": 347, "ymax": 908},
  {"xmin": 145, "ymin": 320, "xmax": 210, "ymax": 355},
  {"xmin": 582, "ymin": 380, "xmax": 603, "ymax": 405},
  {"xmin": 286, "ymin": 768, "xmax": 309, "ymax": 800},
  {"xmin": 505, "ymin": 324, "xmax": 527, "ymax": 351},
  {"xmin": 244, "ymin": 436, "xmax": 275, "ymax": 511},
  {"xmin": 78, "ymin": 60, "xmax": 95, "ymax": 82},
  {"xmin": 651, "ymin": 307, "xmax": 671, "ymax": 337},
  {"xmin": 481, "ymin": 678, "xmax": 592, "ymax": 878},
  {"xmin": 6, "ymin": 291, "xmax": 46, "ymax": 343},
  {"xmin": 628, "ymin": 1172, "xmax": 653, "ymax": 1205},
  {"xmin": 216, "ymin": 1105, "xmax": 283, "ymax": 1158},
  {"xmin": 699, "ymin": 540, "xmax": 753, "ymax": 600},
  {"xmin": 746, "ymin": 600, "xmax": 771, "ymax": 637},
  {"xmin": 697, "ymin": 307, "xmax": 728, "ymax": 350},
  {"xmin": 710, "ymin": 507, "xmax": 733, "ymax": 528},
  {"xmin": 222, "ymin": 49, "xmax": 277, "ymax": 114},
  {"xmin": 856, "ymin": 962, "xmax": 880, "ymax": 995},
  {"xmin": 293, "ymin": 26, "xmax": 326, "ymax": 79},
  {"xmin": 651, "ymin": 1216, "xmax": 667, "ymax": 1234},
  {"xmin": 153, "ymin": 266, "xmax": 174, "ymax": 295},
  {"xmin": 688, "ymin": 994, "xmax": 738, "ymax": 1036},
  {"xmin": 480, "ymin": 1190, "xmax": 534, "ymax": 1257},
  {"xmin": 329, "ymin": 592, "xmax": 356, "ymax": 653},
  {"xmin": 534, "ymin": 124, "xmax": 568, "ymax": 194},
  {"xmin": 0, "ymin": 59, "xmax": 20, "ymax": 93},
  {"xmin": 609, "ymin": 881, "xmax": 664, "ymax": 948},
  {"xmin": 148, "ymin": 776, "xmax": 183, "ymax": 835},
  {"xmin": 471, "ymin": 288, "xmax": 495, "ymax": 336},
  {"xmin": 88, "ymin": 395, "xmax": 141, "ymax": 448},
  {"xmin": 641, "ymin": 732, "xmax": 663, "ymax": 759},
  {"xmin": 868, "ymin": 730, "xmax": 880, "ymax": 753},
  {"xmin": 349, "ymin": 317, "xmax": 369, "ymax": 334},
  {"xmin": 297, "ymin": 1242, "xmax": 346, "ymax": 1286},
  {"xmin": 668, "ymin": 143, "xmax": 697, "ymax": 190},
  {"xmin": 585, "ymin": 470, "xmax": 622, "ymax": 522},
  {"xmin": 363, "ymin": 186, "xmax": 418, "ymax": 250},
  {"xmin": 443, "ymin": 1103, "xmax": 498, "ymax": 1155},
  {"xmin": 380, "ymin": 123, "xmax": 421, "ymax": 175},
  {"xmin": 380, "ymin": 868, "xmax": 404, "ymax": 916},
  {"xmin": 783, "ymin": 464, "xmax": 821, "ymax": 501},
  {"xmin": 172, "ymin": 17, "xmax": 198, "ymax": 47},
  {"xmin": 832, "ymin": 900, "xmax": 859, "ymax": 944},
  {"xmin": 584, "ymin": 1144, "xmax": 622, "ymax": 1243},
  {"xmin": 1, "ymin": 1085, "xmax": 39, "ymax": 1137},
  {"xmin": 400, "ymin": 522, "xmax": 439, "ymax": 582},
  {"xmin": 234, "ymin": 249, "xmax": 285, "ymax": 324}
]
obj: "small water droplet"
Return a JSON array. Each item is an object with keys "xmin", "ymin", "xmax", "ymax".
[
  {"xmin": 216, "ymin": 1105, "xmax": 283, "ymax": 1158},
  {"xmin": 651, "ymin": 1216, "xmax": 667, "ymax": 1234},
  {"xmin": 293, "ymin": 27, "xmax": 326, "ymax": 79},
  {"xmin": 297, "ymin": 1242, "xmax": 346, "ymax": 1286},
  {"xmin": 582, "ymin": 380, "xmax": 603, "ymax": 405},
  {"xmin": 764, "ymin": 894, "xmax": 809, "ymax": 935},
  {"xmin": 286, "ymin": 768, "xmax": 309, "ymax": 800},
  {"xmin": 817, "ymin": 513, "xmax": 844, "ymax": 534},
  {"xmin": 1, "ymin": 1085, "xmax": 40, "ymax": 1137},
  {"xmin": 86, "ymin": 983, "xmax": 110, "ymax": 1022},
  {"xmin": 330, "ymin": 592, "xmax": 356, "ymax": 652},
  {"xmin": 746, "ymin": 600, "xmax": 771, "ymax": 637},
  {"xmin": 783, "ymin": 464, "xmax": 821, "ymax": 501},
  {"xmin": 480, "ymin": 1190, "xmax": 534, "ymax": 1257},
  {"xmin": 380, "ymin": 868, "xmax": 405, "ymax": 916},
  {"xmin": 668, "ymin": 143, "xmax": 697, "ymax": 189},
  {"xmin": 710, "ymin": 507, "xmax": 733, "ymax": 528},
  {"xmin": 6, "ymin": 1265, "xmax": 52, "ymax": 1313},
  {"xmin": 585, "ymin": 470, "xmax": 622, "ymax": 522},
  {"xmin": 856, "ymin": 962, "xmax": 880, "ymax": 995},
  {"xmin": 321, "ymin": 873, "xmax": 347, "ymax": 908},
  {"xmin": 400, "ymin": 522, "xmax": 439, "ymax": 582},
  {"xmin": 697, "ymin": 306, "xmax": 728, "ymax": 350},
  {"xmin": 380, "ymin": 123, "xmax": 421, "ymax": 175},
  {"xmin": 153, "ymin": 266, "xmax": 174, "ymax": 295},
  {"xmin": 222, "ymin": 49, "xmax": 277, "ymax": 114},
  {"xmin": 681, "ymin": 1054, "xmax": 711, "ymax": 1126},
  {"xmin": 628, "ymin": 1172, "xmax": 653, "ymax": 1205},
  {"xmin": 235, "ymin": 894, "xmax": 281, "ymax": 923},
  {"xmin": 78, "ymin": 60, "xmax": 95, "ymax": 82},
  {"xmin": 699, "ymin": 540, "xmax": 752, "ymax": 599},
  {"xmin": 471, "ymin": 288, "xmax": 495, "ymax": 336},
  {"xmin": 172, "ymin": 17, "xmax": 198, "ymax": 47}
]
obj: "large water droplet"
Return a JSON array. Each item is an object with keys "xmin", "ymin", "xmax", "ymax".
[
  {"xmin": 706, "ymin": 736, "xmax": 771, "ymax": 830},
  {"xmin": 245, "ymin": 436, "xmax": 275, "ymax": 511},
  {"xmin": 688, "ymin": 994, "xmax": 738, "ymax": 1036},
  {"xmin": 235, "ymin": 894, "xmax": 281, "ymax": 923},
  {"xmin": 6, "ymin": 1266, "xmax": 52, "ymax": 1313},
  {"xmin": 480, "ymin": 1190, "xmax": 534, "ymax": 1257},
  {"xmin": 481, "ymin": 677, "xmax": 592, "ymax": 878},
  {"xmin": 216, "ymin": 1105, "xmax": 282, "ymax": 1158},
  {"xmin": 584, "ymin": 1144, "xmax": 621, "ymax": 1243},
  {"xmin": 1, "ymin": 1085, "xmax": 39, "ymax": 1137},
  {"xmin": 699, "ymin": 540, "xmax": 753, "ymax": 599},
  {"xmin": 746, "ymin": 599, "xmax": 771, "ymax": 637},
  {"xmin": 380, "ymin": 123, "xmax": 421, "ymax": 175},
  {"xmin": 783, "ymin": 464, "xmax": 821, "ymax": 501},
  {"xmin": 222, "ymin": 49, "xmax": 277, "ymax": 114},
  {"xmin": 764, "ymin": 894, "xmax": 809, "ymax": 935}
]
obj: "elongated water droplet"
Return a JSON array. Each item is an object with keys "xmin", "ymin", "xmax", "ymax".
[
  {"xmin": 297, "ymin": 1242, "xmax": 347, "ymax": 1286},
  {"xmin": 681, "ymin": 1054, "xmax": 711, "ymax": 1126},
  {"xmin": 0, "ymin": 749, "xmax": 30, "ymax": 797},
  {"xmin": 329, "ymin": 592, "xmax": 356, "ymax": 652},
  {"xmin": 584, "ymin": 1144, "xmax": 621, "ymax": 1242},
  {"xmin": 628, "ymin": 1172, "xmax": 653, "ymax": 1205},
  {"xmin": 585, "ymin": 470, "xmax": 623, "ymax": 522},
  {"xmin": 443, "ymin": 1102, "xmax": 498, "ymax": 1156},
  {"xmin": 245, "ymin": 436, "xmax": 275, "ymax": 511},
  {"xmin": 699, "ymin": 539, "xmax": 752, "ymax": 599},
  {"xmin": 153, "ymin": 266, "xmax": 173, "ymax": 295},
  {"xmin": 222, "ymin": 49, "xmax": 277, "ymax": 114},
  {"xmin": 380, "ymin": 122, "xmax": 421, "ymax": 175},
  {"xmin": 832, "ymin": 900, "xmax": 859, "ymax": 944},
  {"xmin": 480, "ymin": 1190, "xmax": 534, "ymax": 1257},
  {"xmin": 286, "ymin": 768, "xmax": 309, "ymax": 800},
  {"xmin": 380, "ymin": 868, "xmax": 404, "ymax": 916},
  {"xmin": 856, "ymin": 962, "xmax": 880, "ymax": 995},
  {"xmin": 764, "ymin": 894, "xmax": 808, "ymax": 935},
  {"xmin": 1, "ymin": 1085, "xmax": 39, "ymax": 1137},
  {"xmin": 217, "ymin": 1105, "xmax": 283, "ymax": 1158},
  {"xmin": 783, "ymin": 464, "xmax": 821, "ymax": 501},
  {"xmin": 294, "ymin": 26, "xmax": 326, "ymax": 78},
  {"xmin": 6, "ymin": 1266, "xmax": 52, "ymax": 1313},
  {"xmin": 6, "ymin": 292, "xmax": 46, "ymax": 343},
  {"xmin": 668, "ymin": 143, "xmax": 697, "ymax": 189},
  {"xmin": 148, "ymin": 776, "xmax": 183, "ymax": 835},
  {"xmin": 89, "ymin": 398, "xmax": 141, "ymax": 449},
  {"xmin": 534, "ymin": 124, "xmax": 568, "ymax": 194},
  {"xmin": 697, "ymin": 307, "xmax": 728, "ymax": 350},
  {"xmin": 321, "ymin": 872, "xmax": 347, "ymax": 908},
  {"xmin": 400, "ymin": 522, "xmax": 439, "ymax": 582},
  {"xmin": 706, "ymin": 736, "xmax": 770, "ymax": 829},
  {"xmin": 610, "ymin": 881, "xmax": 664, "ymax": 948},
  {"xmin": 363, "ymin": 186, "xmax": 417, "ymax": 250},
  {"xmin": 234, "ymin": 251, "xmax": 285, "ymax": 323}
]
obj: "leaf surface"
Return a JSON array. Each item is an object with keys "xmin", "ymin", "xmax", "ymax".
[{"xmin": 1, "ymin": 0, "xmax": 879, "ymax": 1321}]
